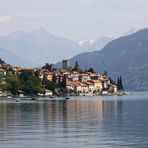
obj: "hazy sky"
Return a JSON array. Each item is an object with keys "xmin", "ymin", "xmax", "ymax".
[{"xmin": 0, "ymin": 0, "xmax": 148, "ymax": 39}]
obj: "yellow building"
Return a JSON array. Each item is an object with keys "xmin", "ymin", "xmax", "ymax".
[
  {"xmin": 88, "ymin": 80, "xmax": 102, "ymax": 92},
  {"xmin": 46, "ymin": 73, "xmax": 53, "ymax": 81},
  {"xmin": 67, "ymin": 81, "xmax": 88, "ymax": 93}
]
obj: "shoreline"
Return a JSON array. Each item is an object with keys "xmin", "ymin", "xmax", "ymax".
[{"xmin": 0, "ymin": 91, "xmax": 130, "ymax": 100}]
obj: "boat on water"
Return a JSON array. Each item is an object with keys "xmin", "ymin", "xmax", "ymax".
[
  {"xmin": 7, "ymin": 96, "xmax": 13, "ymax": 99},
  {"xmin": 31, "ymin": 97, "xmax": 38, "ymax": 101},
  {"xmin": 50, "ymin": 96, "xmax": 56, "ymax": 98},
  {"xmin": 16, "ymin": 98, "xmax": 21, "ymax": 102},
  {"xmin": 124, "ymin": 91, "xmax": 132, "ymax": 95},
  {"xmin": 65, "ymin": 97, "xmax": 70, "ymax": 100},
  {"xmin": 15, "ymin": 97, "xmax": 38, "ymax": 103}
]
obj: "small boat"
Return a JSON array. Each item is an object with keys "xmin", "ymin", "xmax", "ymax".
[
  {"xmin": 7, "ymin": 96, "xmax": 12, "ymax": 99},
  {"xmin": 16, "ymin": 98, "xmax": 21, "ymax": 102},
  {"xmin": 50, "ymin": 96, "xmax": 56, "ymax": 98},
  {"xmin": 65, "ymin": 97, "xmax": 70, "ymax": 100},
  {"xmin": 31, "ymin": 97, "xmax": 38, "ymax": 101},
  {"xmin": 124, "ymin": 91, "xmax": 132, "ymax": 95}
]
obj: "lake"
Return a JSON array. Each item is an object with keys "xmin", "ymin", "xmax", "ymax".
[{"xmin": 0, "ymin": 92, "xmax": 148, "ymax": 148}]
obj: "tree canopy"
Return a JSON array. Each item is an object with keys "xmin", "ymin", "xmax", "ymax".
[{"xmin": 19, "ymin": 70, "xmax": 43, "ymax": 95}]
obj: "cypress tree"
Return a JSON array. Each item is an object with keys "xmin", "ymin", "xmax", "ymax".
[
  {"xmin": 117, "ymin": 77, "xmax": 120, "ymax": 91},
  {"xmin": 104, "ymin": 71, "xmax": 108, "ymax": 76},
  {"xmin": 117, "ymin": 76, "xmax": 124, "ymax": 91},
  {"xmin": 58, "ymin": 75, "xmax": 61, "ymax": 88},
  {"xmin": 120, "ymin": 76, "xmax": 124, "ymax": 91},
  {"xmin": 52, "ymin": 73, "xmax": 57, "ymax": 83},
  {"xmin": 88, "ymin": 67, "xmax": 95, "ymax": 73},
  {"xmin": 73, "ymin": 62, "xmax": 80, "ymax": 72},
  {"xmin": 61, "ymin": 74, "xmax": 67, "ymax": 88}
]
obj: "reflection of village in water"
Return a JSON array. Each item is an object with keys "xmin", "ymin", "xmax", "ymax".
[{"xmin": 0, "ymin": 99, "xmax": 122, "ymax": 132}]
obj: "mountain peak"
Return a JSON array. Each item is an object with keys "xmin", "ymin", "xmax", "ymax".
[
  {"xmin": 78, "ymin": 39, "xmax": 95, "ymax": 48},
  {"xmin": 32, "ymin": 28, "xmax": 48, "ymax": 34},
  {"xmin": 7, "ymin": 30, "xmax": 25, "ymax": 37},
  {"xmin": 31, "ymin": 28, "xmax": 54, "ymax": 37}
]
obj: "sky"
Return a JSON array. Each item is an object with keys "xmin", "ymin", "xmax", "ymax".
[{"xmin": 0, "ymin": 0, "xmax": 148, "ymax": 40}]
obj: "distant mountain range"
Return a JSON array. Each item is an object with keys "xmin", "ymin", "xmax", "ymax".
[
  {"xmin": 0, "ymin": 48, "xmax": 32, "ymax": 67},
  {"xmin": 0, "ymin": 29, "xmax": 81, "ymax": 66},
  {"xmin": 0, "ymin": 29, "xmax": 112, "ymax": 67},
  {"xmin": 67, "ymin": 29, "xmax": 148, "ymax": 90}
]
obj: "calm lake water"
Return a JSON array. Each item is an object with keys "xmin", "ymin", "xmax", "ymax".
[{"xmin": 0, "ymin": 92, "xmax": 148, "ymax": 148}]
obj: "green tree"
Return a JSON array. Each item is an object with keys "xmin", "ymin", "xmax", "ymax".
[
  {"xmin": 42, "ymin": 76, "xmax": 50, "ymax": 89},
  {"xmin": 34, "ymin": 70, "xmax": 40, "ymax": 77},
  {"xmin": 19, "ymin": 70, "xmax": 33, "ymax": 81},
  {"xmin": 88, "ymin": 67, "xmax": 95, "ymax": 73},
  {"xmin": 42, "ymin": 75, "xmax": 57, "ymax": 94},
  {"xmin": 73, "ymin": 62, "xmax": 80, "ymax": 72},
  {"xmin": 117, "ymin": 77, "xmax": 120, "ymax": 90},
  {"xmin": 120, "ymin": 76, "xmax": 124, "ymax": 91},
  {"xmin": 104, "ymin": 71, "xmax": 108, "ymax": 76},
  {"xmin": 58, "ymin": 75, "xmax": 61, "ymax": 88},
  {"xmin": 48, "ymin": 81, "xmax": 57, "ymax": 94},
  {"xmin": 5, "ymin": 76, "xmax": 20, "ymax": 95},
  {"xmin": 59, "ymin": 87, "xmax": 68, "ymax": 95},
  {"xmin": 52, "ymin": 73, "xmax": 57, "ymax": 83},
  {"xmin": 117, "ymin": 76, "xmax": 124, "ymax": 91},
  {"xmin": 0, "ymin": 58, "xmax": 5, "ymax": 64},
  {"xmin": 42, "ymin": 63, "xmax": 54, "ymax": 71},
  {"xmin": 61, "ymin": 74, "xmax": 67, "ymax": 88},
  {"xmin": 19, "ymin": 70, "xmax": 42, "ymax": 95},
  {"xmin": 21, "ymin": 77, "xmax": 42, "ymax": 95}
]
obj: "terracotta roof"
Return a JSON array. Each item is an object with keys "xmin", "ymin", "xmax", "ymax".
[
  {"xmin": 101, "ymin": 78, "xmax": 108, "ymax": 81},
  {"xmin": 88, "ymin": 80, "xmax": 101, "ymax": 83},
  {"xmin": 80, "ymin": 74, "xmax": 89, "ymax": 76},
  {"xmin": 85, "ymin": 82, "xmax": 94, "ymax": 85},
  {"xmin": 44, "ymin": 72, "xmax": 53, "ymax": 75},
  {"xmin": 67, "ymin": 81, "xmax": 87, "ymax": 87},
  {"xmin": 90, "ymin": 74, "xmax": 100, "ymax": 77}
]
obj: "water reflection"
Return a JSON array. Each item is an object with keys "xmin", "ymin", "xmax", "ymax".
[{"xmin": 0, "ymin": 97, "xmax": 148, "ymax": 148}]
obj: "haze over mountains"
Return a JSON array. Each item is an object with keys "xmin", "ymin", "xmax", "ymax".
[
  {"xmin": 0, "ymin": 29, "xmax": 112, "ymax": 67},
  {"xmin": 0, "ymin": 29, "xmax": 80, "ymax": 67},
  {"xmin": 0, "ymin": 48, "xmax": 32, "ymax": 67},
  {"xmin": 68, "ymin": 29, "xmax": 148, "ymax": 90}
]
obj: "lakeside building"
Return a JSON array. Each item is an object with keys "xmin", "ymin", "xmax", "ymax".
[
  {"xmin": 79, "ymin": 73, "xmax": 91, "ymax": 82},
  {"xmin": 0, "ymin": 59, "xmax": 119, "ymax": 97},
  {"xmin": 67, "ymin": 81, "xmax": 88, "ymax": 93}
]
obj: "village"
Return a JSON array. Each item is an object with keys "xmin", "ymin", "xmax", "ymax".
[{"xmin": 0, "ymin": 59, "xmax": 124, "ymax": 98}]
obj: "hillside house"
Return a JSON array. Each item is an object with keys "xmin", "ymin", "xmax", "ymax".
[
  {"xmin": 88, "ymin": 80, "xmax": 102, "ymax": 92},
  {"xmin": 67, "ymin": 81, "xmax": 88, "ymax": 93},
  {"xmin": 68, "ymin": 72, "xmax": 79, "ymax": 82},
  {"xmin": 79, "ymin": 74, "xmax": 91, "ymax": 82},
  {"xmin": 85, "ymin": 81, "xmax": 94, "ymax": 93}
]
